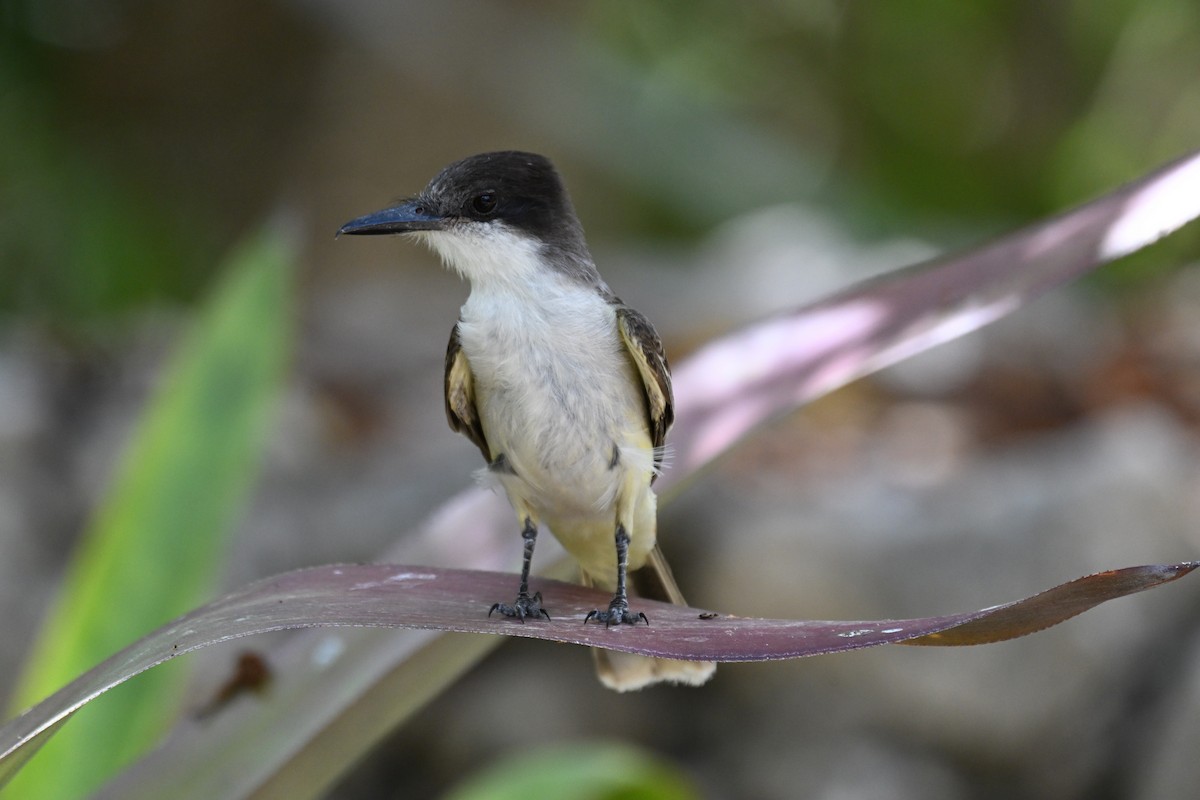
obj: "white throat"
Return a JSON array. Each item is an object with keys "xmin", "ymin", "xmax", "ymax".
[{"xmin": 416, "ymin": 223, "xmax": 550, "ymax": 292}]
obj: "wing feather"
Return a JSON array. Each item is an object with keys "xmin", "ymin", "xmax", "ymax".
[
  {"xmin": 615, "ymin": 305, "xmax": 674, "ymax": 477},
  {"xmin": 444, "ymin": 322, "xmax": 491, "ymax": 463}
]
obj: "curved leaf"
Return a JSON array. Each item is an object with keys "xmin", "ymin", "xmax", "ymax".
[
  {"xmin": 662, "ymin": 149, "xmax": 1200, "ymax": 491},
  {"xmin": 1, "ymin": 559, "xmax": 1195, "ymax": 781}
]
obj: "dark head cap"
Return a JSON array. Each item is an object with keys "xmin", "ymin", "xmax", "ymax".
[{"xmin": 339, "ymin": 151, "xmax": 588, "ymax": 262}]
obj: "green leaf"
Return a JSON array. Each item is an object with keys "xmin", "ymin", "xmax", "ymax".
[
  {"xmin": 0, "ymin": 57, "xmax": 213, "ymax": 318},
  {"xmin": 443, "ymin": 742, "xmax": 699, "ymax": 800},
  {"xmin": 6, "ymin": 228, "xmax": 293, "ymax": 799}
]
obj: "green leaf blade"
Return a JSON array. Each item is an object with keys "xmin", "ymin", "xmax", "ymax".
[
  {"xmin": 443, "ymin": 742, "xmax": 700, "ymax": 800},
  {"xmin": 6, "ymin": 229, "xmax": 294, "ymax": 799}
]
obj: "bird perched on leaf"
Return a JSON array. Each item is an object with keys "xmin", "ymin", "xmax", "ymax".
[{"xmin": 340, "ymin": 151, "xmax": 714, "ymax": 691}]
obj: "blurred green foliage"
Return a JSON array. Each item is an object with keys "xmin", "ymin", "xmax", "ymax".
[
  {"xmin": 443, "ymin": 741, "xmax": 699, "ymax": 800},
  {"xmin": 2, "ymin": 1, "xmax": 1197, "ymax": 319},
  {"xmin": 0, "ymin": 3, "xmax": 217, "ymax": 319},
  {"xmin": 6, "ymin": 229, "xmax": 293, "ymax": 799},
  {"xmin": 590, "ymin": 0, "xmax": 1200, "ymax": 277}
]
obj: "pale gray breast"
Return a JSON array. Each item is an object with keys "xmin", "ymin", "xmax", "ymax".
[{"xmin": 460, "ymin": 287, "xmax": 642, "ymax": 496}]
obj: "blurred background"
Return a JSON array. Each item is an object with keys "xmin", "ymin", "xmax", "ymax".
[{"xmin": 3, "ymin": 1, "xmax": 1200, "ymax": 798}]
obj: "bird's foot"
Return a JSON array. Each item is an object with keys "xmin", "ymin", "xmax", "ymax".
[
  {"xmin": 584, "ymin": 597, "xmax": 649, "ymax": 627},
  {"xmin": 488, "ymin": 591, "xmax": 550, "ymax": 622}
]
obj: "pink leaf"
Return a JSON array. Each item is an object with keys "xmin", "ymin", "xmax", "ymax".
[{"xmin": 2, "ymin": 560, "xmax": 1195, "ymax": 781}]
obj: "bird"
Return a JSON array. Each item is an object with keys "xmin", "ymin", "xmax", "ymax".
[{"xmin": 339, "ymin": 151, "xmax": 715, "ymax": 691}]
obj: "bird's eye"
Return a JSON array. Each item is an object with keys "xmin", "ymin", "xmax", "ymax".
[{"xmin": 471, "ymin": 193, "xmax": 498, "ymax": 215}]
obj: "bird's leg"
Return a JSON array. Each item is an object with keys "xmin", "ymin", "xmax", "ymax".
[
  {"xmin": 488, "ymin": 516, "xmax": 550, "ymax": 622},
  {"xmin": 584, "ymin": 523, "xmax": 649, "ymax": 627}
]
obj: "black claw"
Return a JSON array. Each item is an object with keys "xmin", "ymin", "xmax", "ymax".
[
  {"xmin": 583, "ymin": 599, "xmax": 650, "ymax": 627},
  {"xmin": 487, "ymin": 591, "xmax": 550, "ymax": 622}
]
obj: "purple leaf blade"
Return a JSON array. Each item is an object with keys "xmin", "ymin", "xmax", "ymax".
[
  {"xmin": 901, "ymin": 563, "xmax": 1200, "ymax": 646},
  {"xmin": 3, "ymin": 560, "xmax": 1195, "ymax": 779},
  {"xmin": 663, "ymin": 150, "xmax": 1200, "ymax": 489}
]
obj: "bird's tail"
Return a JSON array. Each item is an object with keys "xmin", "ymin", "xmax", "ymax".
[{"xmin": 582, "ymin": 545, "xmax": 716, "ymax": 692}]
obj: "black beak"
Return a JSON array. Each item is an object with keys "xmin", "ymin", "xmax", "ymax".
[{"xmin": 338, "ymin": 199, "xmax": 446, "ymax": 236}]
